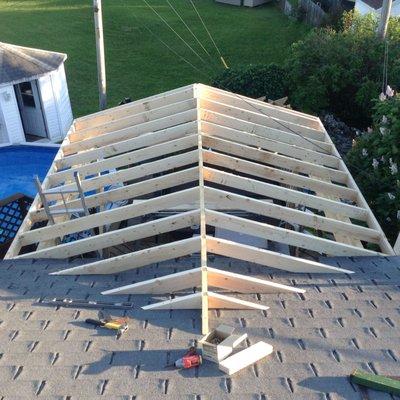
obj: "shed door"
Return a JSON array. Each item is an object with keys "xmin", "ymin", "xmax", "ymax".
[{"xmin": 15, "ymin": 80, "xmax": 47, "ymax": 138}]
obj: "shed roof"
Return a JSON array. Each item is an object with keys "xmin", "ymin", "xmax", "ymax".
[{"xmin": 0, "ymin": 42, "xmax": 66, "ymax": 86}]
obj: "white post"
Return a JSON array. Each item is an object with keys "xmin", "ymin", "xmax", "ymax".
[
  {"xmin": 377, "ymin": 0, "xmax": 392, "ymax": 40},
  {"xmin": 94, "ymin": 0, "xmax": 107, "ymax": 110}
]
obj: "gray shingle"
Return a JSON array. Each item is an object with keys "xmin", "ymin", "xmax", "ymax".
[
  {"xmin": 0, "ymin": 42, "xmax": 66, "ymax": 86},
  {"xmin": 0, "ymin": 256, "xmax": 399, "ymax": 399}
]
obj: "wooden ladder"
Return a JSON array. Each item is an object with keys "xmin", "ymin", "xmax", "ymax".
[{"xmin": 34, "ymin": 172, "xmax": 89, "ymax": 225}]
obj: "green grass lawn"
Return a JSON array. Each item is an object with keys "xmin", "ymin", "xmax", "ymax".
[{"xmin": 0, "ymin": 0, "xmax": 309, "ymax": 117}]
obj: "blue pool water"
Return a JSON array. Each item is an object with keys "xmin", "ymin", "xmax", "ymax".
[{"xmin": 0, "ymin": 145, "xmax": 58, "ymax": 199}]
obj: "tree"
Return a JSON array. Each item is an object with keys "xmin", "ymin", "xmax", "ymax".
[
  {"xmin": 285, "ymin": 12, "xmax": 400, "ymax": 127},
  {"xmin": 346, "ymin": 95, "xmax": 400, "ymax": 244}
]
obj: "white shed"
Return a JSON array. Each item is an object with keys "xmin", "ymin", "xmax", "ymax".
[
  {"xmin": 0, "ymin": 42, "xmax": 73, "ymax": 145},
  {"xmin": 354, "ymin": 0, "xmax": 400, "ymax": 16}
]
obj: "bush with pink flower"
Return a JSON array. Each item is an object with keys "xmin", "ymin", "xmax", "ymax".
[{"xmin": 347, "ymin": 94, "xmax": 400, "ymax": 244}]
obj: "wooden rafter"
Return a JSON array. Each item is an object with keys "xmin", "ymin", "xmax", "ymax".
[{"xmin": 6, "ymin": 83, "xmax": 395, "ymax": 334}]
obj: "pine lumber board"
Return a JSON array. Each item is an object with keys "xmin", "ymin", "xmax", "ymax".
[
  {"xmin": 51, "ymin": 236, "xmax": 201, "ymax": 275},
  {"xmin": 206, "ymin": 236, "xmax": 354, "ymax": 274},
  {"xmin": 199, "ymin": 99, "xmax": 330, "ymax": 148},
  {"xmin": 218, "ymin": 341, "xmax": 274, "ymax": 375},
  {"xmin": 201, "ymin": 134, "xmax": 347, "ymax": 184}
]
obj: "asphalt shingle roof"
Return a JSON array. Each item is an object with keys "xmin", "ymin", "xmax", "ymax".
[
  {"xmin": 0, "ymin": 255, "xmax": 399, "ymax": 399},
  {"xmin": 0, "ymin": 42, "xmax": 66, "ymax": 86}
]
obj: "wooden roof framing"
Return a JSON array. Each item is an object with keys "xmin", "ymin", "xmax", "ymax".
[{"xmin": 6, "ymin": 83, "xmax": 394, "ymax": 334}]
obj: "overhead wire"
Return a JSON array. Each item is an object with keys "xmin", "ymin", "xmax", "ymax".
[
  {"xmin": 166, "ymin": 0, "xmax": 211, "ymax": 58},
  {"xmin": 133, "ymin": 1, "xmax": 386, "ymax": 190},
  {"xmin": 130, "ymin": 12, "xmax": 211, "ymax": 80},
  {"xmin": 165, "ymin": 0, "xmax": 224, "ymax": 73},
  {"xmin": 142, "ymin": 0, "xmax": 216, "ymax": 75},
  {"xmin": 188, "ymin": 0, "xmax": 229, "ymax": 69}
]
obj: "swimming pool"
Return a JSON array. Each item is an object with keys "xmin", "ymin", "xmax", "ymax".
[{"xmin": 0, "ymin": 145, "xmax": 58, "ymax": 199}]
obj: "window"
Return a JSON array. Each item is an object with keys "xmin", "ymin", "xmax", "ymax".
[{"xmin": 19, "ymin": 82, "xmax": 36, "ymax": 108}]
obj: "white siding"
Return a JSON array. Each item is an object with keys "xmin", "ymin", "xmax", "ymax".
[
  {"xmin": 0, "ymin": 85, "xmax": 25, "ymax": 144},
  {"xmin": 38, "ymin": 74, "xmax": 60, "ymax": 141},
  {"xmin": 392, "ymin": 1, "xmax": 400, "ymax": 15},
  {"xmin": 38, "ymin": 64, "xmax": 73, "ymax": 142},
  {"xmin": 355, "ymin": 0, "xmax": 400, "ymax": 15},
  {"xmin": 54, "ymin": 64, "xmax": 73, "ymax": 136}
]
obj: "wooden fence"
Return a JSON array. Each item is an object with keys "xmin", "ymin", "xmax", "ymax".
[{"xmin": 282, "ymin": 0, "xmax": 327, "ymax": 27}]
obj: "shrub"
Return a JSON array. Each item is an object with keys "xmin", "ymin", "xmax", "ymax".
[
  {"xmin": 212, "ymin": 63, "xmax": 288, "ymax": 100},
  {"xmin": 346, "ymin": 95, "xmax": 400, "ymax": 244},
  {"xmin": 285, "ymin": 12, "xmax": 400, "ymax": 127}
]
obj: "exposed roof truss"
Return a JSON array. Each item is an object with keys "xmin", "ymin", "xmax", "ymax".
[{"xmin": 6, "ymin": 84, "xmax": 394, "ymax": 333}]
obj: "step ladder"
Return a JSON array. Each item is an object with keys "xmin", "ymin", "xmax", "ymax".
[{"xmin": 34, "ymin": 172, "xmax": 89, "ymax": 225}]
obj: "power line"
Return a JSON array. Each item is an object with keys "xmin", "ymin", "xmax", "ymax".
[
  {"xmin": 131, "ymin": 12, "xmax": 211, "ymax": 80},
  {"xmin": 142, "ymin": 0, "xmax": 216, "ymax": 75},
  {"xmin": 166, "ymin": 0, "xmax": 211, "ymax": 58},
  {"xmin": 188, "ymin": 0, "xmax": 229, "ymax": 69},
  {"xmin": 133, "ymin": 3, "xmax": 385, "ymax": 189}
]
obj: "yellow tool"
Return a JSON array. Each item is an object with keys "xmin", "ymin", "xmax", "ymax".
[{"xmin": 85, "ymin": 311, "xmax": 128, "ymax": 339}]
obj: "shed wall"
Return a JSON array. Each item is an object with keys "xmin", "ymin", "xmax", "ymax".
[
  {"xmin": 38, "ymin": 64, "xmax": 73, "ymax": 142},
  {"xmin": 0, "ymin": 85, "xmax": 25, "ymax": 144}
]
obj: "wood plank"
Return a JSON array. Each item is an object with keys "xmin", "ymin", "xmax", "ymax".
[
  {"xmin": 198, "ymin": 133, "xmax": 209, "ymax": 334},
  {"xmin": 311, "ymin": 174, "xmax": 364, "ymax": 249},
  {"xmin": 206, "ymin": 209, "xmax": 380, "ymax": 257},
  {"xmin": 394, "ymin": 233, "xmax": 400, "ymax": 255},
  {"xmin": 142, "ymin": 292, "xmax": 202, "ymax": 310},
  {"xmin": 102, "ymin": 268, "xmax": 202, "ymax": 295},
  {"xmin": 202, "ymin": 135, "xmax": 347, "ymax": 184},
  {"xmin": 207, "ymin": 292, "xmax": 268, "ymax": 310},
  {"xmin": 206, "ymin": 236, "xmax": 354, "ymax": 274},
  {"xmin": 199, "ymin": 100, "xmax": 329, "ymax": 147},
  {"xmin": 203, "ymin": 167, "xmax": 369, "ymax": 221},
  {"xmin": 207, "ymin": 267, "xmax": 305, "ymax": 293},
  {"xmin": 65, "ymin": 108, "xmax": 197, "ymax": 154},
  {"xmin": 218, "ymin": 341, "xmax": 273, "ymax": 375},
  {"xmin": 71, "ymin": 98, "xmax": 196, "ymax": 144},
  {"xmin": 142, "ymin": 291, "xmax": 269, "ymax": 310},
  {"xmin": 59, "ymin": 121, "xmax": 197, "ymax": 168},
  {"xmin": 32, "ymin": 167, "xmax": 199, "ymax": 222},
  {"xmin": 51, "ymin": 236, "xmax": 201, "ymax": 275},
  {"xmin": 318, "ymin": 122, "xmax": 394, "ymax": 255},
  {"xmin": 205, "ymin": 187, "xmax": 381, "ymax": 244},
  {"xmin": 74, "ymin": 84, "xmax": 194, "ymax": 130},
  {"xmin": 101, "ymin": 266, "xmax": 305, "ymax": 295},
  {"xmin": 18, "ymin": 210, "xmax": 200, "ymax": 259},
  {"xmin": 203, "ymin": 150, "xmax": 357, "ymax": 201},
  {"xmin": 50, "ymin": 150, "xmax": 198, "ymax": 197},
  {"xmin": 49, "ymin": 134, "xmax": 198, "ymax": 186},
  {"xmin": 20, "ymin": 187, "xmax": 199, "ymax": 246},
  {"xmin": 200, "ymin": 110, "xmax": 339, "ymax": 168},
  {"xmin": 197, "ymin": 84, "xmax": 322, "ymax": 132}
]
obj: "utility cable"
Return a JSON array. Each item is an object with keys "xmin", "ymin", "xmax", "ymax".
[
  {"xmin": 188, "ymin": 0, "xmax": 229, "ymax": 69},
  {"xmin": 166, "ymin": 0, "xmax": 212, "ymax": 58},
  {"xmin": 131, "ymin": 12, "xmax": 211, "ymax": 80},
  {"xmin": 129, "ymin": 10, "xmax": 386, "ymax": 187},
  {"xmin": 142, "ymin": 0, "xmax": 215, "ymax": 75}
]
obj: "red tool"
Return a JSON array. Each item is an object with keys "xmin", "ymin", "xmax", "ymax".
[{"xmin": 165, "ymin": 346, "xmax": 202, "ymax": 369}]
